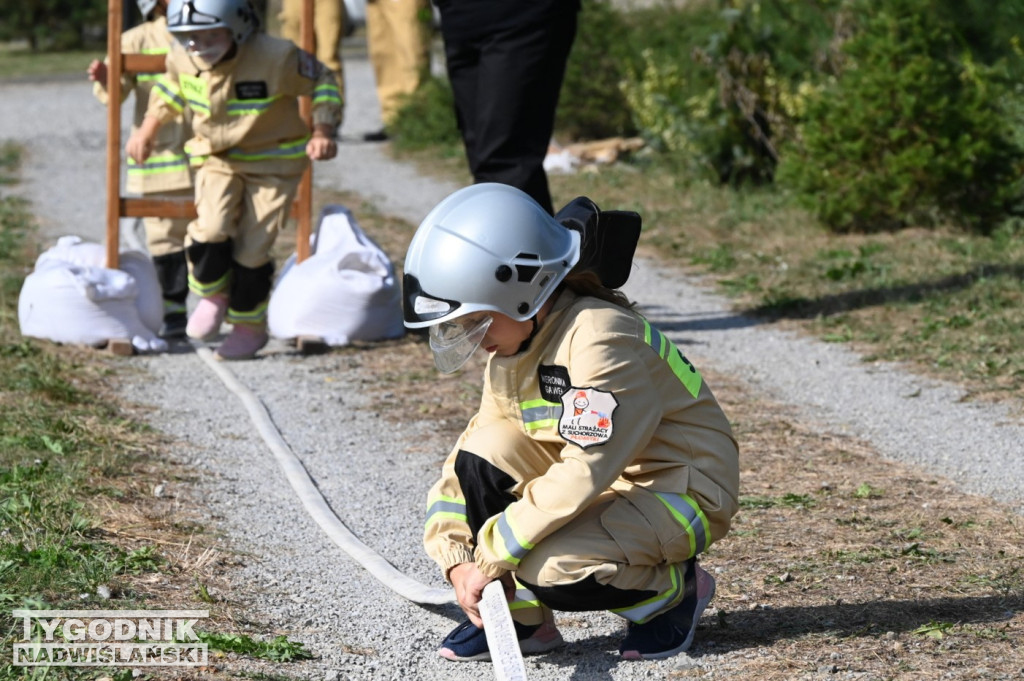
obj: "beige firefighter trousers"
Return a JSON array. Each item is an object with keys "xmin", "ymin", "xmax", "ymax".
[
  {"xmin": 365, "ymin": 0, "xmax": 431, "ymax": 125},
  {"xmin": 187, "ymin": 156, "xmax": 304, "ymax": 269},
  {"xmin": 463, "ymin": 420, "xmax": 709, "ymax": 624},
  {"xmin": 143, "ymin": 188, "xmax": 193, "ymax": 257},
  {"xmin": 278, "ymin": 0, "xmax": 345, "ymax": 77}
]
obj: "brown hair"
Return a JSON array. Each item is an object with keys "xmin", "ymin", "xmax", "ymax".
[{"xmin": 559, "ymin": 270, "xmax": 635, "ymax": 310}]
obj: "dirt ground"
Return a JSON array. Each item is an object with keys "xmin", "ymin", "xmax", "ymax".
[{"xmin": 82, "ymin": 188, "xmax": 1023, "ymax": 680}]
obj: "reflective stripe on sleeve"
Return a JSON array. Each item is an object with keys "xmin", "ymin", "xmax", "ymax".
[
  {"xmin": 424, "ymin": 495, "xmax": 466, "ymax": 530},
  {"xmin": 313, "ymin": 83, "xmax": 342, "ymax": 106},
  {"xmin": 483, "ymin": 512, "xmax": 534, "ymax": 567}
]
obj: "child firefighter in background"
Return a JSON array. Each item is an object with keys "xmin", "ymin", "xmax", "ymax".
[
  {"xmin": 126, "ymin": 0, "xmax": 343, "ymax": 360},
  {"xmin": 403, "ymin": 184, "xmax": 740, "ymax": 661}
]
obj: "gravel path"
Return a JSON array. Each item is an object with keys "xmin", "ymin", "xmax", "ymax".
[{"xmin": 2, "ymin": 47, "xmax": 1021, "ymax": 680}]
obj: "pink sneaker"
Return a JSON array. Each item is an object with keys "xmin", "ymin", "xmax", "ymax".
[
  {"xmin": 214, "ymin": 323, "xmax": 269, "ymax": 361},
  {"xmin": 186, "ymin": 293, "xmax": 228, "ymax": 341}
]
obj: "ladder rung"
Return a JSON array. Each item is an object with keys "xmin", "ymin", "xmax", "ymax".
[
  {"xmin": 119, "ymin": 197, "xmax": 304, "ymax": 220},
  {"xmin": 123, "ymin": 53, "xmax": 167, "ymax": 74}
]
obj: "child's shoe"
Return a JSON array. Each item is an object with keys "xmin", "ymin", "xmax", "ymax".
[
  {"xmin": 159, "ymin": 312, "xmax": 188, "ymax": 339},
  {"xmin": 618, "ymin": 558, "xmax": 716, "ymax": 660},
  {"xmin": 215, "ymin": 323, "xmax": 268, "ymax": 361},
  {"xmin": 438, "ymin": 614, "xmax": 563, "ymax": 662},
  {"xmin": 186, "ymin": 293, "xmax": 228, "ymax": 341}
]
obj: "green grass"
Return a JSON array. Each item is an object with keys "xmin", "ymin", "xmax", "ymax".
[
  {"xmin": 546, "ymin": 162, "xmax": 1024, "ymax": 407},
  {"xmin": 197, "ymin": 632, "xmax": 314, "ymax": 662},
  {"xmin": 0, "ymin": 141, "xmax": 317, "ymax": 680},
  {"xmin": 0, "ymin": 143, "xmax": 166, "ymax": 678},
  {"xmin": 0, "ymin": 43, "xmax": 104, "ymax": 81}
]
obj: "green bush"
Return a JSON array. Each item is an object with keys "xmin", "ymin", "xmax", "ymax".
[
  {"xmin": 777, "ymin": 0, "xmax": 1024, "ymax": 233},
  {"xmin": 0, "ymin": 0, "xmax": 106, "ymax": 50},
  {"xmin": 389, "ymin": 75, "xmax": 462, "ymax": 152},
  {"xmin": 556, "ymin": 0, "xmax": 636, "ymax": 141},
  {"xmin": 619, "ymin": 1, "xmax": 836, "ymax": 185}
]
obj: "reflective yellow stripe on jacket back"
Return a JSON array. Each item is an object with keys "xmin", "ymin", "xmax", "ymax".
[{"xmin": 643, "ymin": 319, "xmax": 702, "ymax": 398}]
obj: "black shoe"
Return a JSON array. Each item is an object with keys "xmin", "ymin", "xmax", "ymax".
[
  {"xmin": 618, "ymin": 558, "xmax": 716, "ymax": 660},
  {"xmin": 159, "ymin": 312, "xmax": 188, "ymax": 339},
  {"xmin": 362, "ymin": 128, "xmax": 389, "ymax": 142}
]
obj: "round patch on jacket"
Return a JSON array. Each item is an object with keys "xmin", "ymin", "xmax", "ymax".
[{"xmin": 558, "ymin": 387, "xmax": 618, "ymax": 449}]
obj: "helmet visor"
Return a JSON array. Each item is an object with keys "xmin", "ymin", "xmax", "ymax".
[
  {"xmin": 177, "ymin": 28, "xmax": 233, "ymax": 62},
  {"xmin": 428, "ymin": 314, "xmax": 492, "ymax": 374}
]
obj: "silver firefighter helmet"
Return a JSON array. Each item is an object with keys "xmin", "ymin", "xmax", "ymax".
[
  {"xmin": 136, "ymin": 0, "xmax": 159, "ymax": 19},
  {"xmin": 166, "ymin": 0, "xmax": 259, "ymax": 43},
  {"xmin": 403, "ymin": 183, "xmax": 581, "ymax": 330}
]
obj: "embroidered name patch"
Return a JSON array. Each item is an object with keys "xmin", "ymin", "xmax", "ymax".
[
  {"xmin": 558, "ymin": 387, "xmax": 618, "ymax": 449},
  {"xmin": 538, "ymin": 364, "xmax": 570, "ymax": 402},
  {"xmin": 235, "ymin": 81, "xmax": 268, "ymax": 99}
]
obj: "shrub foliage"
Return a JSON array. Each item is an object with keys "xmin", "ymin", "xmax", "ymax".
[
  {"xmin": 614, "ymin": 0, "xmax": 1024, "ymax": 233},
  {"xmin": 777, "ymin": 0, "xmax": 1024, "ymax": 233},
  {"xmin": 0, "ymin": 0, "xmax": 107, "ymax": 50}
]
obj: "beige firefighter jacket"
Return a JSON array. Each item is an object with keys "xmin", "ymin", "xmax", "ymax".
[
  {"xmin": 93, "ymin": 16, "xmax": 192, "ymax": 195},
  {"xmin": 148, "ymin": 32, "xmax": 343, "ymax": 175},
  {"xmin": 424, "ymin": 289, "xmax": 740, "ymax": 581}
]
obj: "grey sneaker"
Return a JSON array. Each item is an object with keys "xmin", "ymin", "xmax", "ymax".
[{"xmin": 619, "ymin": 558, "xmax": 716, "ymax": 660}]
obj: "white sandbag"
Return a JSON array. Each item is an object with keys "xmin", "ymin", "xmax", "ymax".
[
  {"xmin": 269, "ymin": 205, "xmax": 405, "ymax": 345},
  {"xmin": 18, "ymin": 236, "xmax": 167, "ymax": 353}
]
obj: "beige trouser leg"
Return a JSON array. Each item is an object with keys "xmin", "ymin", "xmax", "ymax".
[
  {"xmin": 278, "ymin": 0, "xmax": 345, "ymax": 82},
  {"xmin": 142, "ymin": 188, "xmax": 192, "ymax": 257},
  {"xmin": 460, "ymin": 421, "xmax": 704, "ymax": 623},
  {"xmin": 188, "ymin": 157, "xmax": 304, "ymax": 269},
  {"xmin": 365, "ymin": 0, "xmax": 431, "ymax": 125}
]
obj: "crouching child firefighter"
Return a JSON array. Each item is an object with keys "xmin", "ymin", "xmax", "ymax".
[{"xmin": 402, "ymin": 183, "xmax": 741, "ymax": 661}]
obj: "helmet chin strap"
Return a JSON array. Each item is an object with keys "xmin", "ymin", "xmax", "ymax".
[
  {"xmin": 516, "ymin": 315, "xmax": 540, "ymax": 354},
  {"xmin": 516, "ymin": 289, "xmax": 561, "ymax": 353}
]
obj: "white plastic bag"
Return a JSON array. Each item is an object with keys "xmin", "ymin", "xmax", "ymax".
[
  {"xmin": 18, "ymin": 235, "xmax": 167, "ymax": 352},
  {"xmin": 268, "ymin": 205, "xmax": 404, "ymax": 345}
]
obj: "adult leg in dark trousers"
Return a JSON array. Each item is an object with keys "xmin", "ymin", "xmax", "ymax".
[{"xmin": 443, "ymin": 11, "xmax": 578, "ymax": 216}]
